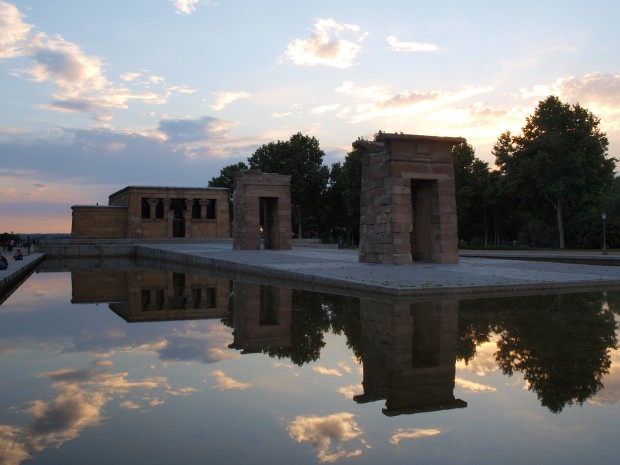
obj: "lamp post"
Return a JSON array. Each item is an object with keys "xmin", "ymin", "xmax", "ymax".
[{"xmin": 602, "ymin": 212, "xmax": 608, "ymax": 255}]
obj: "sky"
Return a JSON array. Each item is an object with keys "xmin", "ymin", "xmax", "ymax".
[{"xmin": 1, "ymin": 0, "xmax": 619, "ymax": 234}]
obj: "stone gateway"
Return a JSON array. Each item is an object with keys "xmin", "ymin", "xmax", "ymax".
[{"xmin": 355, "ymin": 134, "xmax": 464, "ymax": 265}]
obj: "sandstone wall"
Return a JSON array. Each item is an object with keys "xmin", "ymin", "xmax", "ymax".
[{"xmin": 357, "ymin": 134, "xmax": 463, "ymax": 265}]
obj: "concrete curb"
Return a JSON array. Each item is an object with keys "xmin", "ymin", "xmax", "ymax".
[{"xmin": 0, "ymin": 253, "xmax": 45, "ymax": 304}]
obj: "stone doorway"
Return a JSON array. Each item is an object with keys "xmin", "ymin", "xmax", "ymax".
[
  {"xmin": 232, "ymin": 170, "xmax": 292, "ymax": 250},
  {"xmin": 170, "ymin": 198, "xmax": 186, "ymax": 237},
  {"xmin": 356, "ymin": 134, "xmax": 463, "ymax": 265},
  {"xmin": 260, "ymin": 197, "xmax": 279, "ymax": 250},
  {"xmin": 410, "ymin": 180, "xmax": 436, "ymax": 262}
]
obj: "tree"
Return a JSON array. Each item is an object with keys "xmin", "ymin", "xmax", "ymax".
[
  {"xmin": 495, "ymin": 96, "xmax": 615, "ymax": 249},
  {"xmin": 208, "ymin": 161, "xmax": 248, "ymax": 223},
  {"xmin": 247, "ymin": 133, "xmax": 329, "ymax": 238},
  {"xmin": 208, "ymin": 161, "xmax": 249, "ymax": 191},
  {"xmin": 452, "ymin": 143, "xmax": 491, "ymax": 246}
]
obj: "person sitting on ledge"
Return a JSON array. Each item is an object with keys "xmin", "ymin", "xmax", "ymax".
[
  {"xmin": 0, "ymin": 253, "xmax": 8, "ymax": 270},
  {"xmin": 13, "ymin": 249, "xmax": 23, "ymax": 261}
]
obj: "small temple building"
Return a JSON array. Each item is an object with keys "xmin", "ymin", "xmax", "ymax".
[{"xmin": 71, "ymin": 186, "xmax": 230, "ymax": 239}]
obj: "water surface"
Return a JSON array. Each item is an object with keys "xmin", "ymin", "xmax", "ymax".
[{"xmin": 0, "ymin": 266, "xmax": 618, "ymax": 465}]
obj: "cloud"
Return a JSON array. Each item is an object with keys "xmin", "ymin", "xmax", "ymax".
[
  {"xmin": 158, "ymin": 116, "xmax": 228, "ymax": 144},
  {"xmin": 285, "ymin": 18, "xmax": 366, "ymax": 68},
  {"xmin": 171, "ymin": 0, "xmax": 200, "ymax": 15},
  {"xmin": 272, "ymin": 111, "xmax": 294, "ymax": 119},
  {"xmin": 210, "ymin": 370, "xmax": 251, "ymax": 391},
  {"xmin": 210, "ymin": 90, "xmax": 250, "ymax": 111},
  {"xmin": 337, "ymin": 384, "xmax": 362, "ymax": 399},
  {"xmin": 336, "ymin": 81, "xmax": 390, "ymax": 100},
  {"xmin": 389, "ymin": 428, "xmax": 441, "ymax": 445},
  {"xmin": 0, "ymin": 361, "xmax": 184, "ymax": 464},
  {"xmin": 0, "ymin": 3, "xmax": 174, "ymax": 120},
  {"xmin": 288, "ymin": 412, "xmax": 366, "ymax": 463},
  {"xmin": 311, "ymin": 103, "xmax": 341, "ymax": 115},
  {"xmin": 590, "ymin": 349, "xmax": 620, "ymax": 406},
  {"xmin": 519, "ymin": 72, "xmax": 620, "ymax": 132},
  {"xmin": 313, "ymin": 366, "xmax": 343, "ymax": 377},
  {"xmin": 456, "ymin": 341, "xmax": 500, "ymax": 377},
  {"xmin": 120, "ymin": 71, "xmax": 141, "ymax": 81},
  {"xmin": 340, "ymin": 81, "xmax": 494, "ymax": 125},
  {"xmin": 386, "ymin": 35, "xmax": 441, "ymax": 53},
  {"xmin": 0, "ymin": 1, "xmax": 32, "ymax": 59},
  {"xmin": 455, "ymin": 377, "xmax": 497, "ymax": 393},
  {"xmin": 158, "ymin": 323, "xmax": 238, "ymax": 364},
  {"xmin": 0, "ymin": 424, "xmax": 31, "ymax": 465}
]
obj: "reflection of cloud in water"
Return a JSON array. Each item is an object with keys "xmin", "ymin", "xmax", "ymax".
[
  {"xmin": 0, "ymin": 425, "xmax": 30, "ymax": 465},
  {"xmin": 0, "ymin": 361, "xmax": 193, "ymax": 465},
  {"xmin": 456, "ymin": 340, "xmax": 499, "ymax": 376},
  {"xmin": 389, "ymin": 428, "xmax": 441, "ymax": 445},
  {"xmin": 590, "ymin": 349, "xmax": 620, "ymax": 405},
  {"xmin": 158, "ymin": 324, "xmax": 236, "ymax": 364},
  {"xmin": 337, "ymin": 361, "xmax": 353, "ymax": 374},
  {"xmin": 337, "ymin": 384, "xmax": 363, "ymax": 399},
  {"xmin": 210, "ymin": 370, "xmax": 251, "ymax": 391},
  {"xmin": 2, "ymin": 274, "xmax": 70, "ymax": 309},
  {"xmin": 313, "ymin": 366, "xmax": 342, "ymax": 377},
  {"xmin": 288, "ymin": 412, "xmax": 367, "ymax": 463},
  {"xmin": 455, "ymin": 377, "xmax": 497, "ymax": 393},
  {"xmin": 120, "ymin": 400, "xmax": 140, "ymax": 410}
]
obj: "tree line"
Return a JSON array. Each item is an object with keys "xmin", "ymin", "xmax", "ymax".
[{"xmin": 210, "ymin": 96, "xmax": 618, "ymax": 249}]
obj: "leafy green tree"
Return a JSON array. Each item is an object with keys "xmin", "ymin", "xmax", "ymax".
[
  {"xmin": 320, "ymin": 162, "xmax": 346, "ymax": 242},
  {"xmin": 208, "ymin": 161, "xmax": 248, "ymax": 225},
  {"xmin": 452, "ymin": 143, "xmax": 491, "ymax": 246},
  {"xmin": 495, "ymin": 96, "xmax": 615, "ymax": 249},
  {"xmin": 208, "ymin": 161, "xmax": 249, "ymax": 192},
  {"xmin": 247, "ymin": 133, "xmax": 329, "ymax": 238},
  {"xmin": 342, "ymin": 147, "xmax": 362, "ymax": 245}
]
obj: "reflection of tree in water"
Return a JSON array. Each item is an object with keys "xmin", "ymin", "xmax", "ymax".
[
  {"xmin": 457, "ymin": 298, "xmax": 499, "ymax": 364},
  {"xmin": 263, "ymin": 290, "xmax": 331, "ymax": 366},
  {"xmin": 459, "ymin": 292, "xmax": 618, "ymax": 413},
  {"xmin": 262, "ymin": 291, "xmax": 361, "ymax": 366},
  {"xmin": 224, "ymin": 285, "xmax": 360, "ymax": 366},
  {"xmin": 327, "ymin": 294, "xmax": 362, "ymax": 360}
]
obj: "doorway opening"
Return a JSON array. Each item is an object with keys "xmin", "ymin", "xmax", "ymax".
[
  {"xmin": 260, "ymin": 197, "xmax": 278, "ymax": 249},
  {"xmin": 410, "ymin": 180, "xmax": 436, "ymax": 262},
  {"xmin": 170, "ymin": 198, "xmax": 186, "ymax": 237}
]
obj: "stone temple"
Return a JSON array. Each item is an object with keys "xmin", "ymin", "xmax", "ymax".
[{"xmin": 355, "ymin": 133, "xmax": 464, "ymax": 265}]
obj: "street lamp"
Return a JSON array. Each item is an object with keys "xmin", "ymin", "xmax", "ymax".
[{"xmin": 602, "ymin": 212, "xmax": 608, "ymax": 255}]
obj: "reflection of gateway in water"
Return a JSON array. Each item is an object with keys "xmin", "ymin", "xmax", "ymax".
[
  {"xmin": 64, "ymin": 262, "xmax": 466, "ymax": 416},
  {"xmin": 354, "ymin": 298, "xmax": 467, "ymax": 416}
]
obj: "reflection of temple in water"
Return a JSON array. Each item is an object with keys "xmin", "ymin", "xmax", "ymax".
[
  {"xmin": 69, "ymin": 266, "xmax": 465, "ymax": 416},
  {"xmin": 228, "ymin": 282, "xmax": 292, "ymax": 353},
  {"xmin": 71, "ymin": 270, "xmax": 229, "ymax": 322},
  {"xmin": 354, "ymin": 297, "xmax": 467, "ymax": 416}
]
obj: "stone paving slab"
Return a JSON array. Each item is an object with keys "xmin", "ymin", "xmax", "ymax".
[{"xmin": 137, "ymin": 243, "xmax": 620, "ymax": 298}]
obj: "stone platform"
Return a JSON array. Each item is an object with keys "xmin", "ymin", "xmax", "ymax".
[{"xmin": 132, "ymin": 243, "xmax": 620, "ymax": 298}]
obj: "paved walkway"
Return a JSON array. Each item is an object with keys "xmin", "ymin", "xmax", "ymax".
[
  {"xmin": 6, "ymin": 243, "xmax": 620, "ymax": 299},
  {"xmin": 136, "ymin": 243, "xmax": 620, "ymax": 298},
  {"xmin": 0, "ymin": 252, "xmax": 45, "ymax": 304}
]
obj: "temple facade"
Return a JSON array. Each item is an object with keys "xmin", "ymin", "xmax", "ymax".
[{"xmin": 71, "ymin": 186, "xmax": 230, "ymax": 239}]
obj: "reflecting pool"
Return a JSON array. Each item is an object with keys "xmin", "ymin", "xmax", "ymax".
[{"xmin": 0, "ymin": 264, "xmax": 619, "ymax": 465}]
